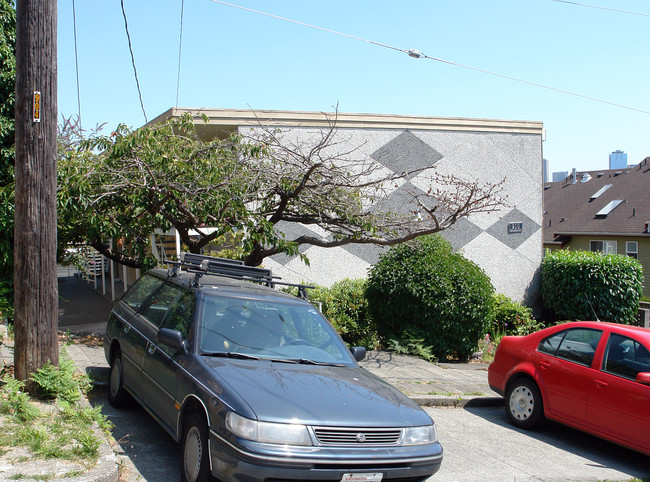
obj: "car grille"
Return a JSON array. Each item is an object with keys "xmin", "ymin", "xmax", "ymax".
[{"xmin": 312, "ymin": 427, "xmax": 402, "ymax": 446}]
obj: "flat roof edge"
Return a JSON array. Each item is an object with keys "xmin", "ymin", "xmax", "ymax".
[{"xmin": 150, "ymin": 107, "xmax": 544, "ymax": 135}]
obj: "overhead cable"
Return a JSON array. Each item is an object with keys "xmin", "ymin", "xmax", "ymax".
[
  {"xmin": 72, "ymin": 0, "xmax": 82, "ymax": 124},
  {"xmin": 550, "ymin": 0, "xmax": 650, "ymax": 17},
  {"xmin": 120, "ymin": 0, "xmax": 148, "ymax": 123},
  {"xmin": 208, "ymin": 0, "xmax": 650, "ymax": 116},
  {"xmin": 176, "ymin": 0, "xmax": 185, "ymax": 108}
]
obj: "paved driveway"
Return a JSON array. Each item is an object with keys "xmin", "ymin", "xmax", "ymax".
[
  {"xmin": 428, "ymin": 406, "xmax": 650, "ymax": 481},
  {"xmin": 88, "ymin": 385, "xmax": 650, "ymax": 482}
]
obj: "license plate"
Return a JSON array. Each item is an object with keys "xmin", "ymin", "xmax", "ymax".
[{"xmin": 341, "ymin": 474, "xmax": 383, "ymax": 482}]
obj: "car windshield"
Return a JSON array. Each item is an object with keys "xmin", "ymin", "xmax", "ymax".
[{"xmin": 197, "ymin": 293, "xmax": 355, "ymax": 366}]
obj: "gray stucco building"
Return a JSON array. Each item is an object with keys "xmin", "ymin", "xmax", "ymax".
[{"xmin": 152, "ymin": 108, "xmax": 545, "ymax": 305}]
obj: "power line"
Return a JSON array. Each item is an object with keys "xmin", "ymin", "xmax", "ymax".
[
  {"xmin": 120, "ymin": 0, "xmax": 147, "ymax": 123},
  {"xmin": 412, "ymin": 51, "xmax": 650, "ymax": 116},
  {"xmin": 208, "ymin": 0, "xmax": 650, "ymax": 116},
  {"xmin": 176, "ymin": 0, "xmax": 185, "ymax": 108},
  {"xmin": 206, "ymin": 0, "xmax": 408, "ymax": 55},
  {"xmin": 550, "ymin": 0, "xmax": 650, "ymax": 17},
  {"xmin": 72, "ymin": 0, "xmax": 81, "ymax": 124}
]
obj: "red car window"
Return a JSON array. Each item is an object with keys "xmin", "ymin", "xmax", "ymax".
[{"xmin": 538, "ymin": 328, "xmax": 602, "ymax": 367}]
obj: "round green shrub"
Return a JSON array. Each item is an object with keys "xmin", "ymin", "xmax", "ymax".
[
  {"xmin": 366, "ymin": 234, "xmax": 494, "ymax": 361},
  {"xmin": 541, "ymin": 249, "xmax": 643, "ymax": 324},
  {"xmin": 309, "ymin": 279, "xmax": 380, "ymax": 350}
]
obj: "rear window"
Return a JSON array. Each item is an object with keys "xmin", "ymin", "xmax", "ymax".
[
  {"xmin": 122, "ymin": 274, "xmax": 165, "ymax": 311},
  {"xmin": 538, "ymin": 328, "xmax": 602, "ymax": 367}
]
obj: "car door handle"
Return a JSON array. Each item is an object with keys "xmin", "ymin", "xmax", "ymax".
[
  {"xmin": 539, "ymin": 361, "xmax": 551, "ymax": 370},
  {"xmin": 595, "ymin": 380, "xmax": 608, "ymax": 389},
  {"xmin": 147, "ymin": 342, "xmax": 156, "ymax": 355},
  {"xmin": 123, "ymin": 325, "xmax": 130, "ymax": 334}
]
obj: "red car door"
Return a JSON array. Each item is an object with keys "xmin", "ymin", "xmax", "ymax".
[
  {"xmin": 586, "ymin": 332, "xmax": 650, "ymax": 453},
  {"xmin": 535, "ymin": 328, "xmax": 604, "ymax": 423}
]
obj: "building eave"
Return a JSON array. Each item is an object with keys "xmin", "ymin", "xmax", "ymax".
[{"xmin": 149, "ymin": 107, "xmax": 544, "ymax": 135}]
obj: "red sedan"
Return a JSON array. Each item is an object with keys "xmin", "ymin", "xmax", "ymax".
[{"xmin": 488, "ymin": 321, "xmax": 650, "ymax": 456}]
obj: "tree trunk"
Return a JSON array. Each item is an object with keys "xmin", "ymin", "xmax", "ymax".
[{"xmin": 13, "ymin": 0, "xmax": 58, "ymax": 383}]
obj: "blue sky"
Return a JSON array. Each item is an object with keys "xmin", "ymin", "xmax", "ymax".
[{"xmin": 57, "ymin": 0, "xmax": 649, "ymax": 176}]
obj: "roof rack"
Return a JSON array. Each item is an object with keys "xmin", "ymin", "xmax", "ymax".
[{"xmin": 166, "ymin": 253, "xmax": 314, "ymax": 299}]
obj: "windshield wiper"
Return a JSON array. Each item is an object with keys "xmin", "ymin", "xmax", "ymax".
[
  {"xmin": 293, "ymin": 358, "xmax": 346, "ymax": 367},
  {"xmin": 201, "ymin": 352, "xmax": 260, "ymax": 360}
]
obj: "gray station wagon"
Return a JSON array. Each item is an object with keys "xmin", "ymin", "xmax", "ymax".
[{"xmin": 103, "ymin": 254, "xmax": 443, "ymax": 481}]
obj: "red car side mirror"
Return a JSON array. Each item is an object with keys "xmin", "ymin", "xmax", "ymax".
[{"xmin": 635, "ymin": 372, "xmax": 650, "ymax": 386}]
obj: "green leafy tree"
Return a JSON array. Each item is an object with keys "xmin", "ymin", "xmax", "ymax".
[
  {"xmin": 57, "ymin": 112, "xmax": 506, "ymax": 269},
  {"xmin": 0, "ymin": 0, "xmax": 15, "ymax": 318},
  {"xmin": 366, "ymin": 234, "xmax": 494, "ymax": 361},
  {"xmin": 57, "ymin": 114, "xmax": 266, "ymax": 268}
]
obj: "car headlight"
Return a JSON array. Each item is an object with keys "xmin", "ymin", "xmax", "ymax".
[
  {"xmin": 403, "ymin": 424, "xmax": 437, "ymax": 445},
  {"xmin": 226, "ymin": 412, "xmax": 312, "ymax": 446}
]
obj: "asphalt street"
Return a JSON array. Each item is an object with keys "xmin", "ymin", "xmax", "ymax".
[
  {"xmin": 86, "ymin": 384, "xmax": 650, "ymax": 482},
  {"xmin": 424, "ymin": 406, "xmax": 650, "ymax": 482}
]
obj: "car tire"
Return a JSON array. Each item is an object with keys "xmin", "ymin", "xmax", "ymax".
[
  {"xmin": 505, "ymin": 378, "xmax": 544, "ymax": 429},
  {"xmin": 181, "ymin": 412, "xmax": 212, "ymax": 482},
  {"xmin": 108, "ymin": 349, "xmax": 131, "ymax": 408}
]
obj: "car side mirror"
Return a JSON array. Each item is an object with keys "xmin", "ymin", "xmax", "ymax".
[
  {"xmin": 635, "ymin": 372, "xmax": 650, "ymax": 386},
  {"xmin": 350, "ymin": 346, "xmax": 366, "ymax": 362},
  {"xmin": 158, "ymin": 328, "xmax": 186, "ymax": 353}
]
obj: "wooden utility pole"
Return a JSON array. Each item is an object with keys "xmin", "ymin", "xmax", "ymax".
[{"xmin": 14, "ymin": 0, "xmax": 58, "ymax": 382}]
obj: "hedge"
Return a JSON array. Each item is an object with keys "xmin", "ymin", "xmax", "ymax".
[{"xmin": 541, "ymin": 249, "xmax": 643, "ymax": 324}]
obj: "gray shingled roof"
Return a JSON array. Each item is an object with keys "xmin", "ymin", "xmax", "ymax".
[{"xmin": 543, "ymin": 158, "xmax": 650, "ymax": 244}]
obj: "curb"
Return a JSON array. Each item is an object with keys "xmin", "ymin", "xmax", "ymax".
[
  {"xmin": 410, "ymin": 395, "xmax": 504, "ymax": 408},
  {"xmin": 86, "ymin": 366, "xmax": 110, "ymax": 388}
]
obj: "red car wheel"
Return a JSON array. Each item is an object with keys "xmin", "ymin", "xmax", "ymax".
[{"xmin": 505, "ymin": 378, "xmax": 544, "ymax": 429}]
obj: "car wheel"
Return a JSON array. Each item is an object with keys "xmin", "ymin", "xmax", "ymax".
[
  {"xmin": 181, "ymin": 412, "xmax": 211, "ymax": 482},
  {"xmin": 505, "ymin": 378, "xmax": 544, "ymax": 429},
  {"xmin": 108, "ymin": 349, "xmax": 130, "ymax": 408}
]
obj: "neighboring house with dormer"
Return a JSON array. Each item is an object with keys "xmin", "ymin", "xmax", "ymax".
[{"xmin": 543, "ymin": 158, "xmax": 650, "ymax": 297}]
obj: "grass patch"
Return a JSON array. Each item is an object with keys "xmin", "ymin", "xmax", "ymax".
[{"xmin": 0, "ymin": 358, "xmax": 113, "ymax": 468}]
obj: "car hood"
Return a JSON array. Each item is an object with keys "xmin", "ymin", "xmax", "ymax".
[{"xmin": 203, "ymin": 358, "xmax": 432, "ymax": 427}]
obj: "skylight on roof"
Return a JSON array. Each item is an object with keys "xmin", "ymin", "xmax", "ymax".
[
  {"xmin": 595, "ymin": 199, "xmax": 624, "ymax": 218},
  {"xmin": 590, "ymin": 184, "xmax": 612, "ymax": 200}
]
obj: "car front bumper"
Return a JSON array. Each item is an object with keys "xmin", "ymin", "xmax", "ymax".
[{"xmin": 209, "ymin": 431, "xmax": 443, "ymax": 481}]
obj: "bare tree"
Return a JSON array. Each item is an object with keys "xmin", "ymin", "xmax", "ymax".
[{"xmin": 237, "ymin": 112, "xmax": 506, "ymax": 265}]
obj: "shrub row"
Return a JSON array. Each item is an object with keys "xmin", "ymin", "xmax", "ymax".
[{"xmin": 315, "ymin": 237, "xmax": 644, "ymax": 363}]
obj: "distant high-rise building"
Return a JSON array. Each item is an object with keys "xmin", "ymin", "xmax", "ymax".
[
  {"xmin": 609, "ymin": 150, "xmax": 627, "ymax": 170},
  {"xmin": 552, "ymin": 171, "xmax": 569, "ymax": 182},
  {"xmin": 543, "ymin": 158, "xmax": 549, "ymax": 183}
]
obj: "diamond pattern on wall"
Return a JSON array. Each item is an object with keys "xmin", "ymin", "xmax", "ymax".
[
  {"xmin": 440, "ymin": 217, "xmax": 484, "ymax": 251},
  {"xmin": 270, "ymin": 222, "xmax": 329, "ymax": 267},
  {"xmin": 371, "ymin": 131, "xmax": 443, "ymax": 180},
  {"xmin": 485, "ymin": 208, "xmax": 540, "ymax": 250},
  {"xmin": 370, "ymin": 181, "xmax": 436, "ymax": 216},
  {"xmin": 340, "ymin": 243, "xmax": 385, "ymax": 266}
]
